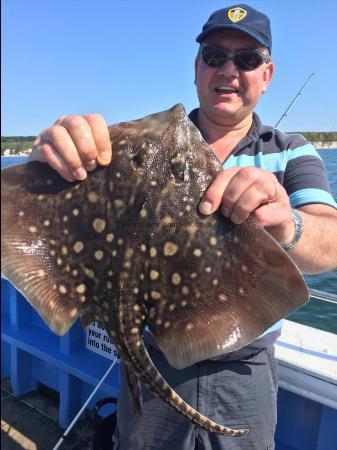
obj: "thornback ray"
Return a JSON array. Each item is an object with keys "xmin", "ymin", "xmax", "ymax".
[{"xmin": 1, "ymin": 103, "xmax": 309, "ymax": 436}]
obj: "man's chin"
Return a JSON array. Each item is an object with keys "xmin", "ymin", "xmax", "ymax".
[
  {"xmin": 212, "ymin": 105, "xmax": 240, "ymax": 120},
  {"xmin": 207, "ymin": 104, "xmax": 252, "ymax": 127}
]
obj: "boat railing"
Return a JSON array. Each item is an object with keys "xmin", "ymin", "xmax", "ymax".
[{"xmin": 309, "ymin": 288, "xmax": 337, "ymax": 304}]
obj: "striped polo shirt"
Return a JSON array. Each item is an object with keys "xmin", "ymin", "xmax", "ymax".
[{"xmin": 189, "ymin": 109, "xmax": 337, "ymax": 338}]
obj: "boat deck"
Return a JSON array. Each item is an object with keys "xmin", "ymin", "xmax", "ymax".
[
  {"xmin": 1, "ymin": 378, "xmax": 92, "ymax": 450},
  {"xmin": 2, "ymin": 319, "xmax": 336, "ymax": 449}
]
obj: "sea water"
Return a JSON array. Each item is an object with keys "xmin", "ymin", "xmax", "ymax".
[{"xmin": 290, "ymin": 149, "xmax": 337, "ymax": 333}]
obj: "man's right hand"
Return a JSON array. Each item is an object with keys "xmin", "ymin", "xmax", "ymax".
[{"xmin": 29, "ymin": 114, "xmax": 112, "ymax": 182}]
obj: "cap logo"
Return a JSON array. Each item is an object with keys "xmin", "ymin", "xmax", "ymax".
[{"xmin": 228, "ymin": 7, "xmax": 247, "ymax": 23}]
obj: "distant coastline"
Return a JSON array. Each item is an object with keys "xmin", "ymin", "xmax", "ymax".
[
  {"xmin": 310, "ymin": 142, "xmax": 337, "ymax": 149},
  {"xmin": 2, "ymin": 150, "xmax": 32, "ymax": 156},
  {"xmin": 1, "ymin": 134, "xmax": 337, "ymax": 156},
  {"xmin": 1, "ymin": 136, "xmax": 35, "ymax": 156},
  {"xmin": 2, "ymin": 145, "xmax": 337, "ymax": 157}
]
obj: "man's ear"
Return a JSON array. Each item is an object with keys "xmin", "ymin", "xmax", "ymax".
[
  {"xmin": 194, "ymin": 57, "xmax": 200, "ymax": 84},
  {"xmin": 263, "ymin": 61, "xmax": 275, "ymax": 93}
]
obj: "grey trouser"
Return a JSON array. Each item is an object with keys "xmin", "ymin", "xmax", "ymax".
[{"xmin": 113, "ymin": 343, "xmax": 278, "ymax": 450}]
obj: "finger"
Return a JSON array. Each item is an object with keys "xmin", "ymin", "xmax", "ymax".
[
  {"xmin": 54, "ymin": 115, "xmax": 67, "ymax": 125},
  {"xmin": 41, "ymin": 124, "xmax": 87, "ymax": 180},
  {"xmin": 199, "ymin": 167, "xmax": 241, "ymax": 215},
  {"xmin": 220, "ymin": 167, "xmax": 269, "ymax": 217},
  {"xmin": 57, "ymin": 115, "xmax": 98, "ymax": 172},
  {"xmin": 229, "ymin": 179, "xmax": 280, "ymax": 224},
  {"xmin": 30, "ymin": 126, "xmax": 81, "ymax": 180},
  {"xmin": 84, "ymin": 114, "xmax": 112, "ymax": 165},
  {"xmin": 58, "ymin": 115, "xmax": 98, "ymax": 170},
  {"xmin": 252, "ymin": 201, "xmax": 290, "ymax": 228},
  {"xmin": 32, "ymin": 127, "xmax": 49, "ymax": 148},
  {"xmin": 29, "ymin": 142, "xmax": 75, "ymax": 182}
]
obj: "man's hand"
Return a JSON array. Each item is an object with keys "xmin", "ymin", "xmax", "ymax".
[
  {"xmin": 29, "ymin": 114, "xmax": 112, "ymax": 182},
  {"xmin": 199, "ymin": 166, "xmax": 337, "ymax": 273},
  {"xmin": 199, "ymin": 166, "xmax": 294, "ymax": 245}
]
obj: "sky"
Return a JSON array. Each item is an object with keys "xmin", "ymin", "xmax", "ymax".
[{"xmin": 2, "ymin": 0, "xmax": 337, "ymax": 135}]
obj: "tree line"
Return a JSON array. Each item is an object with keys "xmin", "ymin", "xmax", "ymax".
[
  {"xmin": 1, "ymin": 136, "xmax": 36, "ymax": 155},
  {"xmin": 292, "ymin": 131, "xmax": 337, "ymax": 142}
]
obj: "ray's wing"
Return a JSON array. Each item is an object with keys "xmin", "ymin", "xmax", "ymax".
[
  {"xmin": 146, "ymin": 215, "xmax": 309, "ymax": 369},
  {"xmin": 1, "ymin": 104, "xmax": 193, "ymax": 336},
  {"xmin": 1, "ymin": 163, "xmax": 86, "ymax": 334},
  {"xmin": 115, "ymin": 104, "xmax": 309, "ymax": 369},
  {"xmin": 0, "ymin": 152, "xmax": 146, "ymax": 335}
]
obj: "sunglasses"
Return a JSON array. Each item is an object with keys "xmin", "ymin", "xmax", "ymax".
[{"xmin": 200, "ymin": 46, "xmax": 271, "ymax": 71}]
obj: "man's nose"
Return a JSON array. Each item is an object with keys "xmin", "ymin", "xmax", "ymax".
[{"xmin": 218, "ymin": 58, "xmax": 239, "ymax": 77}]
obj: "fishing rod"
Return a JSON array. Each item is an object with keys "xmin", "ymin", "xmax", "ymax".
[
  {"xmin": 275, "ymin": 72, "xmax": 315, "ymax": 128},
  {"xmin": 52, "ymin": 358, "xmax": 118, "ymax": 450}
]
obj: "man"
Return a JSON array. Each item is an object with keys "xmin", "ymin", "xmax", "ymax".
[{"xmin": 29, "ymin": 4, "xmax": 337, "ymax": 449}]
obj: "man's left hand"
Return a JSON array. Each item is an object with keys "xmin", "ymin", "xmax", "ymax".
[{"xmin": 199, "ymin": 166, "xmax": 294, "ymax": 245}]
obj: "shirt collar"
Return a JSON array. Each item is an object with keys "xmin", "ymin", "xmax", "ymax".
[{"xmin": 188, "ymin": 108, "xmax": 274, "ymax": 153}]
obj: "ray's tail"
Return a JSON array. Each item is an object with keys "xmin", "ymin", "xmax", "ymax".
[{"xmin": 116, "ymin": 299, "xmax": 249, "ymax": 437}]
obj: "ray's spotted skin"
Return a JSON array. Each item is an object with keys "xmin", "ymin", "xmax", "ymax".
[{"xmin": 1, "ymin": 104, "xmax": 309, "ymax": 436}]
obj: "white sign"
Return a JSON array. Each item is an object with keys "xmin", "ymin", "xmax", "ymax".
[{"xmin": 86, "ymin": 321, "xmax": 120, "ymax": 361}]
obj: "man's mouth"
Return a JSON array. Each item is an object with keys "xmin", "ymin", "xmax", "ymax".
[{"xmin": 214, "ymin": 86, "xmax": 238, "ymax": 94}]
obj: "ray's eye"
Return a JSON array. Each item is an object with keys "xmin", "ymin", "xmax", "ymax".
[
  {"xmin": 171, "ymin": 153, "xmax": 185, "ymax": 184},
  {"xmin": 132, "ymin": 147, "xmax": 148, "ymax": 169}
]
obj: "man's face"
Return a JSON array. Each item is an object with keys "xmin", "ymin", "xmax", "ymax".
[{"xmin": 195, "ymin": 29, "xmax": 274, "ymax": 126}]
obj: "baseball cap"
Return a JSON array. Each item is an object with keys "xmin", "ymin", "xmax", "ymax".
[{"xmin": 196, "ymin": 4, "xmax": 272, "ymax": 52}]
